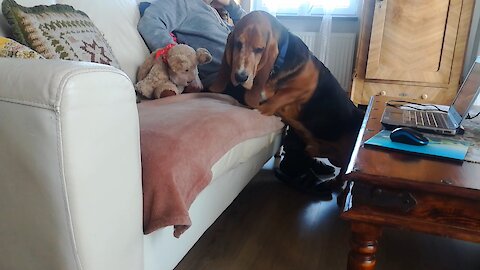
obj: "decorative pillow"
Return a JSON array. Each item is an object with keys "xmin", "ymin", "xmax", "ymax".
[
  {"xmin": 1, "ymin": 0, "xmax": 121, "ymax": 68},
  {"xmin": 0, "ymin": 36, "xmax": 44, "ymax": 59}
]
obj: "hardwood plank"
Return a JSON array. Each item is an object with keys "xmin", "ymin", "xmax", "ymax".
[{"xmin": 176, "ymin": 165, "xmax": 480, "ymax": 270}]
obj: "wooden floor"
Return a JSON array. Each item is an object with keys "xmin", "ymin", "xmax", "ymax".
[{"xmin": 176, "ymin": 160, "xmax": 480, "ymax": 270}]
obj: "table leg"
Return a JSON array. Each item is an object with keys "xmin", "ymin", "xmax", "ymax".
[{"xmin": 347, "ymin": 222, "xmax": 383, "ymax": 270}]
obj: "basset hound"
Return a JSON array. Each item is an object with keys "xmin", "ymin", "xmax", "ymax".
[{"xmin": 210, "ymin": 11, "xmax": 365, "ymax": 175}]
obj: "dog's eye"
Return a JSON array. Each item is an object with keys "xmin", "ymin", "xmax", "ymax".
[
  {"xmin": 253, "ymin": 47, "xmax": 264, "ymax": 54},
  {"xmin": 185, "ymin": 69, "xmax": 189, "ymax": 72},
  {"xmin": 234, "ymin": 41, "xmax": 242, "ymax": 49}
]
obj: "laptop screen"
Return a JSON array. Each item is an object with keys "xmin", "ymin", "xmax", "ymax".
[{"xmin": 450, "ymin": 57, "xmax": 480, "ymax": 121}]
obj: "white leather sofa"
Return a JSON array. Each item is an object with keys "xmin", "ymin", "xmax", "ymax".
[{"xmin": 0, "ymin": 1, "xmax": 282, "ymax": 269}]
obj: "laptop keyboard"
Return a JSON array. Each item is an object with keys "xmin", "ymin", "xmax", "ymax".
[{"xmin": 403, "ymin": 110, "xmax": 448, "ymax": 128}]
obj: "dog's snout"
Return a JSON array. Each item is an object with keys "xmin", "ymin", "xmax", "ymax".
[{"xmin": 234, "ymin": 71, "xmax": 249, "ymax": 83}]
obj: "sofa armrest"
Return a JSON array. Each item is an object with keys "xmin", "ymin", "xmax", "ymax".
[{"xmin": 0, "ymin": 59, "xmax": 143, "ymax": 270}]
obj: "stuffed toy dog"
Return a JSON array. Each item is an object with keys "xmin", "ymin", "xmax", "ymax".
[{"xmin": 136, "ymin": 44, "xmax": 212, "ymax": 99}]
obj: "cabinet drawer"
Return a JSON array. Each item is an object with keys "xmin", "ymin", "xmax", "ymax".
[{"xmin": 362, "ymin": 82, "xmax": 456, "ymax": 105}]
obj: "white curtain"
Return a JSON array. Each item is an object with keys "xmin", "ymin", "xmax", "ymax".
[
  {"xmin": 255, "ymin": 1, "xmax": 337, "ymax": 63},
  {"xmin": 254, "ymin": 0, "xmax": 351, "ymax": 16},
  {"xmin": 317, "ymin": 9, "xmax": 332, "ymax": 63}
]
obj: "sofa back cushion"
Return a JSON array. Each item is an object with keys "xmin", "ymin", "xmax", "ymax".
[{"xmin": 0, "ymin": 0, "xmax": 149, "ymax": 81}]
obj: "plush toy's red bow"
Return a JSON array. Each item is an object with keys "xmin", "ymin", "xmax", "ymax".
[{"xmin": 154, "ymin": 33, "xmax": 178, "ymax": 64}]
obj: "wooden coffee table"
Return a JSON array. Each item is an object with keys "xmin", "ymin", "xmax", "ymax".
[{"xmin": 341, "ymin": 95, "xmax": 480, "ymax": 270}]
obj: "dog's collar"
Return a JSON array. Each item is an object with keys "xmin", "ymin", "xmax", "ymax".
[
  {"xmin": 154, "ymin": 33, "xmax": 178, "ymax": 64},
  {"xmin": 270, "ymin": 32, "xmax": 289, "ymax": 77},
  {"xmin": 154, "ymin": 43, "xmax": 176, "ymax": 64}
]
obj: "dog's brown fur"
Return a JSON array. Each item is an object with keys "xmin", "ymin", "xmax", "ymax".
[{"xmin": 211, "ymin": 11, "xmax": 364, "ymax": 174}]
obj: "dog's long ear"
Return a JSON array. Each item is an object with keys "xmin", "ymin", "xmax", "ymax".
[
  {"xmin": 196, "ymin": 48, "xmax": 212, "ymax": 65},
  {"xmin": 209, "ymin": 32, "xmax": 234, "ymax": 93},
  {"xmin": 250, "ymin": 28, "xmax": 278, "ymax": 94}
]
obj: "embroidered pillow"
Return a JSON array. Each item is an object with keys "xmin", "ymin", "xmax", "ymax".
[
  {"xmin": 1, "ymin": 0, "xmax": 121, "ymax": 68},
  {"xmin": 0, "ymin": 36, "xmax": 44, "ymax": 59}
]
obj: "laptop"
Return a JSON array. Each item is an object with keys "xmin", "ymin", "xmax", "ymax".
[{"xmin": 381, "ymin": 56, "xmax": 480, "ymax": 135}]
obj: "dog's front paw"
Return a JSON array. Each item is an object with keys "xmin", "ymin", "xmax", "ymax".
[
  {"xmin": 158, "ymin": 90, "xmax": 177, "ymax": 98},
  {"xmin": 257, "ymin": 103, "xmax": 276, "ymax": 116},
  {"xmin": 153, "ymin": 84, "xmax": 178, "ymax": 99},
  {"xmin": 135, "ymin": 82, "xmax": 153, "ymax": 99}
]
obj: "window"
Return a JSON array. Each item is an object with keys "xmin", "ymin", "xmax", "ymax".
[{"xmin": 252, "ymin": 0, "xmax": 359, "ymax": 17}]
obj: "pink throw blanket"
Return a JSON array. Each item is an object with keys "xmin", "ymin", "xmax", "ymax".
[{"xmin": 138, "ymin": 93, "xmax": 284, "ymax": 237}]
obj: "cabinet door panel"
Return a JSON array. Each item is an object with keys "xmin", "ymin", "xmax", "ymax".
[{"xmin": 365, "ymin": 0, "xmax": 461, "ymax": 84}]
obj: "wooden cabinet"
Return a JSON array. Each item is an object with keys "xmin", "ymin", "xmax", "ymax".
[{"xmin": 351, "ymin": 0, "xmax": 475, "ymax": 105}]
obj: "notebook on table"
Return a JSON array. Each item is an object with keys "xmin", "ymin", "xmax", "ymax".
[{"xmin": 381, "ymin": 56, "xmax": 480, "ymax": 135}]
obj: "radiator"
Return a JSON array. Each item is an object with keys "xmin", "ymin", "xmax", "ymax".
[{"xmin": 293, "ymin": 32, "xmax": 356, "ymax": 92}]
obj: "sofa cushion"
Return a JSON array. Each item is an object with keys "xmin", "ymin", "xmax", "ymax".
[
  {"xmin": 0, "ymin": 36, "xmax": 43, "ymax": 58},
  {"xmin": 1, "ymin": 0, "xmax": 120, "ymax": 68},
  {"xmin": 138, "ymin": 93, "xmax": 284, "ymax": 238}
]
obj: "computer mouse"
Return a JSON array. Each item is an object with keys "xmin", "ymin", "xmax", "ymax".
[{"xmin": 389, "ymin": 127, "xmax": 429, "ymax": 146}]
